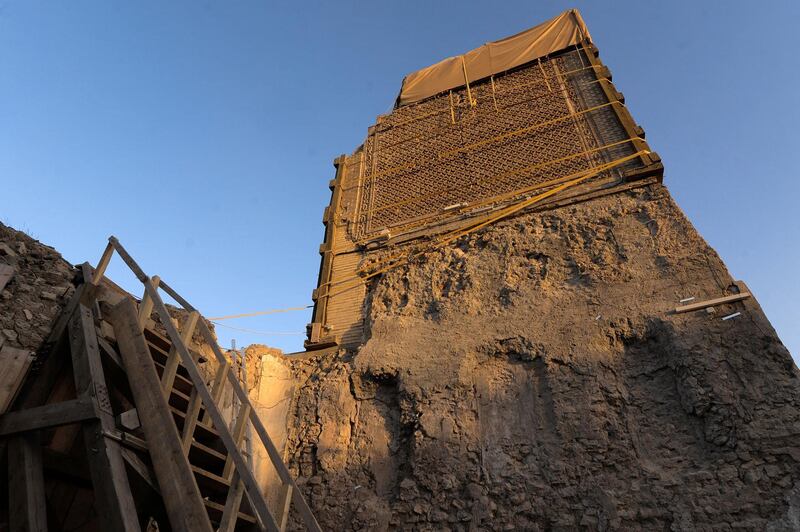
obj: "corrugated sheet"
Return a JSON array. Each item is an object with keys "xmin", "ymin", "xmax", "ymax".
[{"xmin": 325, "ymin": 250, "xmax": 365, "ymax": 347}]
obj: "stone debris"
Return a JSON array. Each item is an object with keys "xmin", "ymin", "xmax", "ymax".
[{"xmin": 0, "ymin": 222, "xmax": 76, "ymax": 353}]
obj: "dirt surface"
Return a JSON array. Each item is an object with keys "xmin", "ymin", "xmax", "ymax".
[
  {"xmin": 0, "ymin": 222, "xmax": 76, "ymax": 352},
  {"xmin": 277, "ymin": 184, "xmax": 800, "ymax": 530}
]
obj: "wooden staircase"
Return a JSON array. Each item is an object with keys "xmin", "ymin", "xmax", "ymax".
[{"xmin": 0, "ymin": 237, "xmax": 321, "ymax": 532}]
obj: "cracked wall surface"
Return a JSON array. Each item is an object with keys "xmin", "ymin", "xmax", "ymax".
[{"xmin": 266, "ymin": 183, "xmax": 799, "ymax": 530}]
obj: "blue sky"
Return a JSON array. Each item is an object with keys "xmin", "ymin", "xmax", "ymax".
[{"xmin": 1, "ymin": 1, "xmax": 798, "ymax": 358}]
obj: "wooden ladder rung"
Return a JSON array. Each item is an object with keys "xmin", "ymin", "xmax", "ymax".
[
  {"xmin": 170, "ymin": 407, "xmax": 219, "ymax": 441},
  {"xmin": 203, "ymin": 499, "xmax": 257, "ymax": 525},
  {"xmin": 153, "ymin": 360, "xmax": 194, "ymax": 396},
  {"xmin": 191, "ymin": 465, "xmax": 232, "ymax": 495}
]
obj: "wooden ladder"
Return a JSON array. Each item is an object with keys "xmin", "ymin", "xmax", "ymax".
[
  {"xmin": 94, "ymin": 236, "xmax": 320, "ymax": 532},
  {"xmin": 0, "ymin": 237, "xmax": 321, "ymax": 532}
]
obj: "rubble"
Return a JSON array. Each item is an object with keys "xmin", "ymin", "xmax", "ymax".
[{"xmin": 0, "ymin": 222, "xmax": 76, "ymax": 353}]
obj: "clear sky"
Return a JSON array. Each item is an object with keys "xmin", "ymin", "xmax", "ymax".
[{"xmin": 1, "ymin": 1, "xmax": 798, "ymax": 359}]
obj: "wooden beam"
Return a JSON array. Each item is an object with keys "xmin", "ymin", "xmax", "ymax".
[
  {"xmin": 138, "ymin": 277, "xmax": 280, "ymax": 532},
  {"xmin": 0, "ymin": 344, "xmax": 35, "ymax": 414},
  {"xmin": 277, "ymin": 483, "xmax": 294, "ymax": 532},
  {"xmin": 8, "ymin": 431, "xmax": 47, "ymax": 532},
  {"xmin": 309, "ymin": 157, "xmax": 347, "ymax": 337},
  {"xmin": 674, "ymin": 292, "xmax": 751, "ymax": 314},
  {"xmin": 68, "ymin": 304, "xmax": 141, "ymax": 532},
  {"xmin": 201, "ymin": 361, "xmax": 229, "ymax": 427},
  {"xmin": 109, "ymin": 297, "xmax": 213, "ymax": 532},
  {"xmin": 91, "ymin": 242, "xmax": 115, "ymax": 286},
  {"xmin": 110, "ymin": 246, "xmax": 319, "ymax": 531},
  {"xmin": 161, "ymin": 311, "xmax": 199, "ymax": 398},
  {"xmin": 222, "ymin": 403, "xmax": 251, "ymax": 480},
  {"xmin": 137, "ymin": 275, "xmax": 160, "ymax": 330},
  {"xmin": 161, "ymin": 278, "xmax": 320, "ymax": 532},
  {"xmin": 196, "ymin": 320, "xmax": 321, "ymax": 532},
  {"xmin": 218, "ymin": 474, "xmax": 246, "ymax": 532},
  {"xmin": 98, "ymin": 336, "xmax": 124, "ymax": 370},
  {"xmin": 180, "ymin": 390, "xmax": 202, "ymax": 454},
  {"xmin": 0, "ymin": 397, "xmax": 97, "ymax": 436},
  {"xmin": 120, "ymin": 446, "xmax": 159, "ymax": 493}
]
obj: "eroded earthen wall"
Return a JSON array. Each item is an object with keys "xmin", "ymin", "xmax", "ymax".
[{"xmin": 269, "ymin": 184, "xmax": 799, "ymax": 530}]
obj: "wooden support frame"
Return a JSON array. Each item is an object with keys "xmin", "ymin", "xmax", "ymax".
[
  {"xmin": 166, "ymin": 291, "xmax": 322, "ymax": 532},
  {"xmin": 107, "ymin": 237, "xmax": 321, "ymax": 531},
  {"xmin": 0, "ymin": 397, "xmax": 97, "ymax": 436},
  {"xmin": 202, "ymin": 361, "xmax": 230, "ymax": 427},
  {"xmin": 106, "ymin": 239, "xmax": 281, "ymax": 531},
  {"xmin": 8, "ymin": 431, "xmax": 47, "ymax": 532},
  {"xmin": 218, "ymin": 473, "xmax": 246, "ymax": 532},
  {"xmin": 161, "ymin": 310, "xmax": 199, "ymax": 398},
  {"xmin": 110, "ymin": 297, "xmax": 214, "ymax": 532},
  {"xmin": 68, "ymin": 303, "xmax": 141, "ymax": 532},
  {"xmin": 137, "ymin": 275, "xmax": 160, "ymax": 330},
  {"xmin": 222, "ymin": 402, "xmax": 251, "ymax": 480}
]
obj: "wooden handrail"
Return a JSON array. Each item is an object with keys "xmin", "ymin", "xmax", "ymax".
[{"xmin": 104, "ymin": 237, "xmax": 322, "ymax": 532}]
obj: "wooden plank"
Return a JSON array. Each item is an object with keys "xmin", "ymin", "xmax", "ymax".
[
  {"xmin": 674, "ymin": 292, "xmax": 751, "ymax": 314},
  {"xmin": 161, "ymin": 311, "xmax": 199, "ymax": 398},
  {"xmin": 0, "ymin": 263, "xmax": 14, "ymax": 292},
  {"xmin": 8, "ymin": 431, "xmax": 47, "ymax": 532},
  {"xmin": 196, "ymin": 320, "xmax": 322, "ymax": 532},
  {"xmin": 109, "ymin": 297, "xmax": 213, "ymax": 532},
  {"xmin": 68, "ymin": 304, "xmax": 141, "ymax": 532},
  {"xmin": 0, "ymin": 397, "xmax": 97, "ymax": 436},
  {"xmin": 90, "ymin": 242, "xmax": 115, "ymax": 286},
  {"xmin": 0, "ymin": 344, "xmax": 35, "ymax": 413},
  {"xmin": 222, "ymin": 403, "xmax": 251, "ymax": 480},
  {"xmin": 137, "ymin": 275, "xmax": 160, "ymax": 330},
  {"xmin": 159, "ymin": 275, "xmax": 320, "ymax": 532},
  {"xmin": 218, "ymin": 474, "xmax": 246, "ymax": 532},
  {"xmin": 120, "ymin": 259, "xmax": 319, "ymax": 531},
  {"xmin": 204, "ymin": 498, "xmax": 257, "ymax": 526},
  {"xmin": 277, "ymin": 483, "xmax": 294, "ymax": 532},
  {"xmin": 180, "ymin": 389, "xmax": 203, "ymax": 453},
  {"xmin": 201, "ymin": 361, "xmax": 229, "ymax": 426},
  {"xmin": 137, "ymin": 277, "xmax": 280, "ymax": 532},
  {"xmin": 120, "ymin": 446, "xmax": 158, "ymax": 493}
]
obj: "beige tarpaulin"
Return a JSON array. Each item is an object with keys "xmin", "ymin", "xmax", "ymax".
[{"xmin": 397, "ymin": 9, "xmax": 591, "ymax": 106}]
